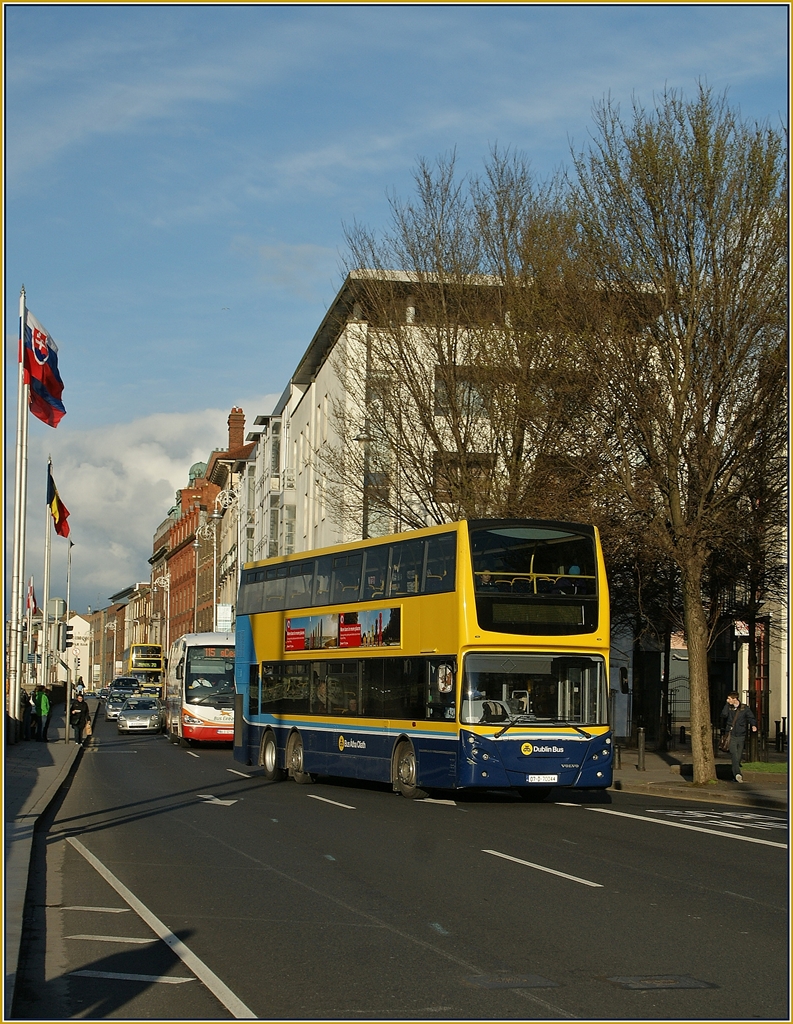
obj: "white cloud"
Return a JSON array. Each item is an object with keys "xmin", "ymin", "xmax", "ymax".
[{"xmin": 12, "ymin": 398, "xmax": 279, "ymax": 612}]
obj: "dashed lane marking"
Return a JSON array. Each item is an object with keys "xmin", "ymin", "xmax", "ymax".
[
  {"xmin": 483, "ymin": 849, "xmax": 603, "ymax": 888},
  {"xmin": 70, "ymin": 970, "xmax": 194, "ymax": 984},
  {"xmin": 62, "ymin": 906, "xmax": 130, "ymax": 913},
  {"xmin": 67, "ymin": 837, "xmax": 256, "ymax": 1018},
  {"xmin": 187, "ymin": 751, "xmax": 200, "ymax": 758},
  {"xmin": 307, "ymin": 794, "xmax": 356, "ymax": 810},
  {"xmin": 226, "ymin": 769, "xmax": 250, "ymax": 778},
  {"xmin": 67, "ymin": 934, "xmax": 155, "ymax": 944}
]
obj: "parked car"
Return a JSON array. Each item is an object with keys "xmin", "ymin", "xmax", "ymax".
[{"xmin": 116, "ymin": 698, "xmax": 166, "ymax": 734}]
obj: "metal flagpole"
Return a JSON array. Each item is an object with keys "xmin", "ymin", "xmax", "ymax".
[
  {"xmin": 8, "ymin": 287, "xmax": 30, "ymax": 740},
  {"xmin": 41, "ymin": 458, "xmax": 53, "ymax": 692},
  {"xmin": 65, "ymin": 540, "xmax": 73, "ymax": 741}
]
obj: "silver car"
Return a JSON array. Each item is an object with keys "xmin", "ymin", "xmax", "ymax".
[
  {"xmin": 116, "ymin": 698, "xmax": 166, "ymax": 734},
  {"xmin": 105, "ymin": 692, "xmax": 133, "ymax": 721}
]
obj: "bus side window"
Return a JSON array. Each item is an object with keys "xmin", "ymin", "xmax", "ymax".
[
  {"xmin": 423, "ymin": 533, "xmax": 456, "ymax": 594},
  {"xmin": 248, "ymin": 663, "xmax": 260, "ymax": 716},
  {"xmin": 312, "ymin": 555, "xmax": 332, "ymax": 606}
]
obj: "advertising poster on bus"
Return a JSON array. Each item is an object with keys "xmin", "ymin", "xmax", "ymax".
[{"xmin": 284, "ymin": 608, "xmax": 401, "ymax": 652}]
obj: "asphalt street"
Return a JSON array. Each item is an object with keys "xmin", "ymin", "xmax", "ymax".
[{"xmin": 13, "ymin": 713, "xmax": 789, "ymax": 1021}]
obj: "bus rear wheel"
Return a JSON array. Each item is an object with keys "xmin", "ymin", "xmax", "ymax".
[
  {"xmin": 394, "ymin": 740, "xmax": 427, "ymax": 799},
  {"xmin": 261, "ymin": 731, "xmax": 285, "ymax": 782},
  {"xmin": 287, "ymin": 733, "xmax": 314, "ymax": 785}
]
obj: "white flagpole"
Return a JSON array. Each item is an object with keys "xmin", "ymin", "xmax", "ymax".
[
  {"xmin": 8, "ymin": 287, "xmax": 30, "ymax": 739},
  {"xmin": 41, "ymin": 459, "xmax": 53, "ymax": 691},
  {"xmin": 65, "ymin": 540, "xmax": 73, "ymax": 741}
]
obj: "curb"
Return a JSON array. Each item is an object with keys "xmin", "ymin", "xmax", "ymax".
[{"xmin": 611, "ymin": 778, "xmax": 787, "ymax": 810}]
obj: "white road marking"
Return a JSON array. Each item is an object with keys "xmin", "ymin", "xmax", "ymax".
[
  {"xmin": 198, "ymin": 794, "xmax": 238, "ymax": 806},
  {"xmin": 67, "ymin": 934, "xmax": 155, "ymax": 944},
  {"xmin": 420, "ymin": 798, "xmax": 457, "ymax": 805},
  {"xmin": 483, "ymin": 849, "xmax": 603, "ymax": 888},
  {"xmin": 226, "ymin": 769, "xmax": 250, "ymax": 777},
  {"xmin": 67, "ymin": 837, "xmax": 257, "ymax": 1019},
  {"xmin": 584, "ymin": 807, "xmax": 788, "ymax": 848},
  {"xmin": 62, "ymin": 906, "xmax": 129, "ymax": 913},
  {"xmin": 70, "ymin": 970, "xmax": 194, "ymax": 984},
  {"xmin": 307, "ymin": 794, "xmax": 356, "ymax": 810},
  {"xmin": 187, "ymin": 751, "xmax": 200, "ymax": 758}
]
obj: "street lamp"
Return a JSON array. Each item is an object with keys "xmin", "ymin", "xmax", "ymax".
[
  {"xmin": 152, "ymin": 573, "xmax": 171, "ymax": 653},
  {"xmin": 354, "ymin": 428, "xmax": 371, "ymax": 540},
  {"xmin": 192, "ymin": 536, "xmax": 200, "ymax": 633},
  {"xmin": 106, "ymin": 620, "xmax": 117, "ymax": 685},
  {"xmin": 197, "ymin": 515, "xmax": 219, "ymax": 632},
  {"xmin": 214, "ymin": 487, "xmax": 242, "ymax": 604}
]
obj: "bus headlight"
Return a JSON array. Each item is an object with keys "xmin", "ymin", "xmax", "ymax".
[{"xmin": 183, "ymin": 715, "xmax": 202, "ymax": 725}]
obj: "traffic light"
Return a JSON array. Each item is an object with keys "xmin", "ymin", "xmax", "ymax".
[
  {"xmin": 56, "ymin": 622, "xmax": 66, "ymax": 651},
  {"xmin": 57, "ymin": 623, "xmax": 74, "ymax": 651}
]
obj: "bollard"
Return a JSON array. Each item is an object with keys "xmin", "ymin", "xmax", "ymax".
[
  {"xmin": 615, "ymin": 744, "xmax": 622, "ymax": 769},
  {"xmin": 679, "ymin": 725, "xmax": 686, "ymax": 746},
  {"xmin": 637, "ymin": 727, "xmax": 646, "ymax": 771},
  {"xmin": 775, "ymin": 721, "xmax": 781, "ymax": 753}
]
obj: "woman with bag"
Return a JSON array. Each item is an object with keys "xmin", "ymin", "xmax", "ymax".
[
  {"xmin": 719, "ymin": 692, "xmax": 757, "ymax": 783},
  {"xmin": 70, "ymin": 692, "xmax": 91, "ymax": 744}
]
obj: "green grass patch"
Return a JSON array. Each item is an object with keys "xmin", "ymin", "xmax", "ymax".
[{"xmin": 742, "ymin": 761, "xmax": 788, "ymax": 773}]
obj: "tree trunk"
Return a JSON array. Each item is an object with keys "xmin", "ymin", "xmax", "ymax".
[{"xmin": 681, "ymin": 568, "xmax": 716, "ymax": 784}]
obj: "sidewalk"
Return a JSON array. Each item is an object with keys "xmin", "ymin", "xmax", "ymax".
[
  {"xmin": 611, "ymin": 742, "xmax": 789, "ymax": 810},
  {"xmin": 3, "ymin": 697, "xmax": 99, "ymax": 1018}
]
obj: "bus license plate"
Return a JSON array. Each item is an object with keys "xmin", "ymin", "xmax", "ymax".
[
  {"xmin": 527, "ymin": 774, "xmax": 558, "ymax": 783},
  {"xmin": 217, "ymin": 729, "xmax": 234, "ymax": 735}
]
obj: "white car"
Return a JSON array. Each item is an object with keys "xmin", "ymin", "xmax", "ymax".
[{"xmin": 116, "ymin": 698, "xmax": 166, "ymax": 734}]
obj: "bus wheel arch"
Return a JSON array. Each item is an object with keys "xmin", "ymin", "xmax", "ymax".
[
  {"xmin": 286, "ymin": 730, "xmax": 314, "ymax": 785},
  {"xmin": 392, "ymin": 738, "xmax": 427, "ymax": 800},
  {"xmin": 260, "ymin": 729, "xmax": 285, "ymax": 782}
]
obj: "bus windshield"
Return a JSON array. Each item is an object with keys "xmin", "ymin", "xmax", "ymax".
[
  {"xmin": 185, "ymin": 646, "xmax": 235, "ymax": 707},
  {"xmin": 461, "ymin": 652, "xmax": 607, "ymax": 726},
  {"xmin": 469, "ymin": 523, "xmax": 599, "ymax": 634}
]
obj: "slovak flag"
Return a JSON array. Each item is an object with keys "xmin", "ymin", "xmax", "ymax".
[
  {"xmin": 26, "ymin": 576, "xmax": 38, "ymax": 615},
  {"xmin": 22, "ymin": 310, "xmax": 66, "ymax": 428}
]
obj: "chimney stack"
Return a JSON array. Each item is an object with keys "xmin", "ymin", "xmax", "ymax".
[{"xmin": 228, "ymin": 407, "xmax": 245, "ymax": 451}]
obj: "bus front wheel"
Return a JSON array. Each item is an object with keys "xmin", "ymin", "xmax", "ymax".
[
  {"xmin": 287, "ymin": 733, "xmax": 314, "ymax": 785},
  {"xmin": 261, "ymin": 731, "xmax": 285, "ymax": 782},
  {"xmin": 394, "ymin": 740, "xmax": 427, "ymax": 799}
]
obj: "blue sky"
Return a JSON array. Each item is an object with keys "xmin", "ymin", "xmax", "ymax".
[{"xmin": 4, "ymin": 2, "xmax": 788, "ymax": 615}]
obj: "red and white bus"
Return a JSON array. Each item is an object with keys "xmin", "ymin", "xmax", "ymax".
[{"xmin": 165, "ymin": 632, "xmax": 235, "ymax": 745}]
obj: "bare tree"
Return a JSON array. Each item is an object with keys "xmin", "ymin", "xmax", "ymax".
[
  {"xmin": 323, "ymin": 151, "xmax": 598, "ymax": 536},
  {"xmin": 569, "ymin": 86, "xmax": 788, "ymax": 783}
]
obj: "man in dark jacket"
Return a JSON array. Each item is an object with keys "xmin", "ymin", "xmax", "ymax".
[{"xmin": 720, "ymin": 692, "xmax": 758, "ymax": 783}]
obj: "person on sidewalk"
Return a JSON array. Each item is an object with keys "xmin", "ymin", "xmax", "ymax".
[
  {"xmin": 21, "ymin": 689, "xmax": 35, "ymax": 740},
  {"xmin": 34, "ymin": 686, "xmax": 50, "ymax": 742},
  {"xmin": 41, "ymin": 686, "xmax": 54, "ymax": 741},
  {"xmin": 720, "ymin": 691, "xmax": 758, "ymax": 783},
  {"xmin": 70, "ymin": 692, "xmax": 91, "ymax": 744}
]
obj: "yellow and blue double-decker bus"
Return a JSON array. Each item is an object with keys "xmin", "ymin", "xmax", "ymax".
[
  {"xmin": 233, "ymin": 518, "xmax": 612, "ymax": 800},
  {"xmin": 121, "ymin": 643, "xmax": 164, "ymax": 696}
]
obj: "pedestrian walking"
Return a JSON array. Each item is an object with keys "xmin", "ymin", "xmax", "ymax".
[
  {"xmin": 720, "ymin": 691, "xmax": 758, "ymax": 783},
  {"xmin": 70, "ymin": 692, "xmax": 91, "ymax": 744},
  {"xmin": 34, "ymin": 686, "xmax": 50, "ymax": 742}
]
